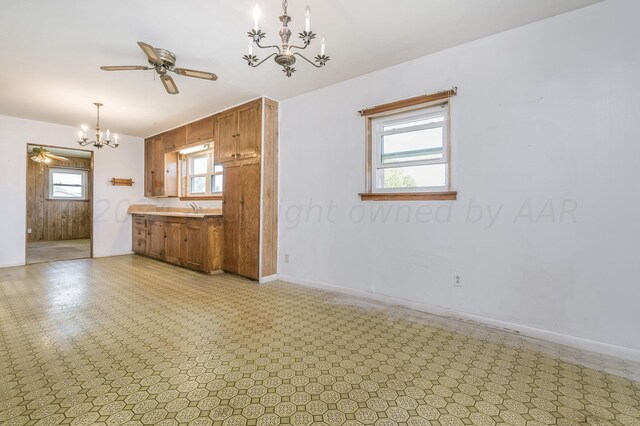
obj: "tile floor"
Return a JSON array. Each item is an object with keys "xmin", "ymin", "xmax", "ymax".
[
  {"xmin": 26, "ymin": 239, "xmax": 91, "ymax": 265},
  {"xmin": 0, "ymin": 255, "xmax": 638, "ymax": 426}
]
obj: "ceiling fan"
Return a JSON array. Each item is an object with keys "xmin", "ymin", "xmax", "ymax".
[
  {"xmin": 29, "ymin": 147, "xmax": 69, "ymax": 164},
  {"xmin": 100, "ymin": 41, "xmax": 218, "ymax": 95}
]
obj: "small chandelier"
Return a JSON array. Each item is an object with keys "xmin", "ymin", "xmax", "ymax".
[
  {"xmin": 78, "ymin": 102, "xmax": 119, "ymax": 149},
  {"xmin": 243, "ymin": 0, "xmax": 329, "ymax": 77}
]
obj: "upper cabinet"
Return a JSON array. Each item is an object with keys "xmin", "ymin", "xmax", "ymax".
[
  {"xmin": 144, "ymin": 136, "xmax": 178, "ymax": 198},
  {"xmin": 187, "ymin": 116, "xmax": 215, "ymax": 144},
  {"xmin": 215, "ymin": 99, "xmax": 262, "ymax": 164},
  {"xmin": 162, "ymin": 126, "xmax": 187, "ymax": 151}
]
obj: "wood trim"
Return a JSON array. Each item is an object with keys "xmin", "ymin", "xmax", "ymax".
[
  {"xmin": 359, "ymin": 88, "xmax": 457, "ymax": 117},
  {"xmin": 179, "ymin": 195, "xmax": 223, "ymax": 201},
  {"xmin": 359, "ymin": 191, "xmax": 457, "ymax": 201},
  {"xmin": 25, "ymin": 143, "xmax": 94, "ymax": 258}
]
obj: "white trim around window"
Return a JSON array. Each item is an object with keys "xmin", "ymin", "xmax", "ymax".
[
  {"xmin": 48, "ymin": 167, "xmax": 89, "ymax": 200},
  {"xmin": 185, "ymin": 148, "xmax": 223, "ymax": 197},
  {"xmin": 370, "ymin": 103, "xmax": 450, "ymax": 193}
]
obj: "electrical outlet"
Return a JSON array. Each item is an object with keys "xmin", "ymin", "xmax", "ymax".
[
  {"xmin": 285, "ymin": 254, "xmax": 290, "ymax": 263},
  {"xmin": 27, "ymin": 228, "xmax": 32, "ymax": 234},
  {"xmin": 454, "ymin": 274, "xmax": 462, "ymax": 287}
]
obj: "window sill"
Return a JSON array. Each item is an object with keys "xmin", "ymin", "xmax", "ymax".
[
  {"xmin": 359, "ymin": 191, "xmax": 457, "ymax": 201},
  {"xmin": 179, "ymin": 195, "xmax": 223, "ymax": 201},
  {"xmin": 46, "ymin": 198, "xmax": 90, "ymax": 202}
]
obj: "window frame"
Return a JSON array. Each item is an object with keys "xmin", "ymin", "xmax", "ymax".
[
  {"xmin": 48, "ymin": 167, "xmax": 89, "ymax": 200},
  {"xmin": 185, "ymin": 148, "xmax": 223, "ymax": 197},
  {"xmin": 371, "ymin": 104, "xmax": 450, "ymax": 193}
]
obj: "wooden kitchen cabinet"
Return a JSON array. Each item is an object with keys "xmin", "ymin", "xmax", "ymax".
[
  {"xmin": 215, "ymin": 109, "xmax": 239, "ymax": 163},
  {"xmin": 162, "ymin": 126, "xmax": 187, "ymax": 151},
  {"xmin": 223, "ymin": 163, "xmax": 261, "ymax": 280},
  {"xmin": 132, "ymin": 214, "xmax": 223, "ymax": 273},
  {"xmin": 144, "ymin": 136, "xmax": 178, "ymax": 197},
  {"xmin": 147, "ymin": 218, "xmax": 165, "ymax": 260},
  {"xmin": 140, "ymin": 97, "xmax": 278, "ymax": 282},
  {"xmin": 164, "ymin": 222, "xmax": 182, "ymax": 265},
  {"xmin": 214, "ymin": 99, "xmax": 262, "ymax": 164},
  {"xmin": 237, "ymin": 101, "xmax": 262, "ymax": 159},
  {"xmin": 181, "ymin": 221, "xmax": 206, "ymax": 270},
  {"xmin": 187, "ymin": 116, "xmax": 214, "ymax": 144}
]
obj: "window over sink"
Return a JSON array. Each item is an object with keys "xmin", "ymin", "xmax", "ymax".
[{"xmin": 180, "ymin": 144, "xmax": 223, "ymax": 197}]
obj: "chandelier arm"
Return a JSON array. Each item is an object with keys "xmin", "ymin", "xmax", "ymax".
[
  {"xmin": 255, "ymin": 40, "xmax": 282, "ymax": 54},
  {"xmin": 288, "ymin": 43, "xmax": 309, "ymax": 52},
  {"xmin": 250, "ymin": 53, "xmax": 279, "ymax": 68},
  {"xmin": 293, "ymin": 53, "xmax": 323, "ymax": 68}
]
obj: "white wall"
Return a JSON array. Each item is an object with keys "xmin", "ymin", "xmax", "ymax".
[
  {"xmin": 0, "ymin": 115, "xmax": 146, "ymax": 266},
  {"xmin": 278, "ymin": 0, "xmax": 640, "ymax": 358}
]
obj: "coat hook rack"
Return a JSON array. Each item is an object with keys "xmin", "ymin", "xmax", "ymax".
[{"xmin": 110, "ymin": 178, "xmax": 134, "ymax": 186}]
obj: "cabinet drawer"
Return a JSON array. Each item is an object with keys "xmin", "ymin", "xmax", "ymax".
[
  {"xmin": 133, "ymin": 238, "xmax": 147, "ymax": 254},
  {"xmin": 133, "ymin": 217, "xmax": 147, "ymax": 228},
  {"xmin": 133, "ymin": 227, "xmax": 147, "ymax": 238}
]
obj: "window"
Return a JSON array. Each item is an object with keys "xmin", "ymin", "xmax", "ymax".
[
  {"xmin": 360, "ymin": 89, "xmax": 457, "ymax": 201},
  {"xmin": 184, "ymin": 147, "xmax": 223, "ymax": 196},
  {"xmin": 372, "ymin": 104, "xmax": 449, "ymax": 192},
  {"xmin": 48, "ymin": 168, "xmax": 88, "ymax": 200}
]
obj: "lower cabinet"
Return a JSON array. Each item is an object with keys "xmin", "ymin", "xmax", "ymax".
[{"xmin": 132, "ymin": 214, "xmax": 222, "ymax": 273}]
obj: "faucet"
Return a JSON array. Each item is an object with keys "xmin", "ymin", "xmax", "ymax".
[{"xmin": 188, "ymin": 202, "xmax": 202, "ymax": 213}]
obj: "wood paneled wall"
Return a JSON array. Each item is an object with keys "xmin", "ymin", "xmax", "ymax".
[{"xmin": 26, "ymin": 156, "xmax": 91, "ymax": 242}]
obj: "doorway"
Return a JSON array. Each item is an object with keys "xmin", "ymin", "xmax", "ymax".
[{"xmin": 26, "ymin": 144, "xmax": 93, "ymax": 264}]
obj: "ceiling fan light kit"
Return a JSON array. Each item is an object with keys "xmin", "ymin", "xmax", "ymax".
[
  {"xmin": 244, "ymin": 0, "xmax": 329, "ymax": 77},
  {"xmin": 100, "ymin": 41, "xmax": 218, "ymax": 95},
  {"xmin": 78, "ymin": 102, "xmax": 119, "ymax": 149}
]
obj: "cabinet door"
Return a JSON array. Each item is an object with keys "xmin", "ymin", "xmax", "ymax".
[
  {"xmin": 144, "ymin": 139, "xmax": 154, "ymax": 197},
  {"xmin": 147, "ymin": 219, "xmax": 165, "ymax": 259},
  {"xmin": 215, "ymin": 110, "xmax": 238, "ymax": 163},
  {"xmin": 164, "ymin": 152, "xmax": 179, "ymax": 197},
  {"xmin": 181, "ymin": 222, "xmax": 206, "ymax": 271},
  {"xmin": 187, "ymin": 116, "xmax": 214, "ymax": 144},
  {"xmin": 237, "ymin": 101, "xmax": 262, "ymax": 159},
  {"xmin": 164, "ymin": 222, "xmax": 182, "ymax": 265},
  {"xmin": 238, "ymin": 163, "xmax": 261, "ymax": 280},
  {"xmin": 152, "ymin": 136, "xmax": 165, "ymax": 196},
  {"xmin": 163, "ymin": 126, "xmax": 187, "ymax": 151},
  {"xmin": 222, "ymin": 166, "xmax": 241, "ymax": 274}
]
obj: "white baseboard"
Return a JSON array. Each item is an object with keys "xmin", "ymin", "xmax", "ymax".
[
  {"xmin": 278, "ymin": 274, "xmax": 640, "ymax": 362},
  {"xmin": 92, "ymin": 251, "xmax": 136, "ymax": 258},
  {"xmin": 0, "ymin": 260, "xmax": 25, "ymax": 269},
  {"xmin": 259, "ymin": 274, "xmax": 279, "ymax": 284}
]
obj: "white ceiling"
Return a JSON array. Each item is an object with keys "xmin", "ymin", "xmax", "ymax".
[{"xmin": 1, "ymin": 0, "xmax": 600, "ymax": 138}]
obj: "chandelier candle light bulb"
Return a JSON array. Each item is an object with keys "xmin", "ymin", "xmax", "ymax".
[
  {"xmin": 321, "ymin": 34, "xmax": 326, "ymax": 55},
  {"xmin": 253, "ymin": 4, "xmax": 260, "ymax": 31},
  {"xmin": 243, "ymin": 0, "xmax": 329, "ymax": 77}
]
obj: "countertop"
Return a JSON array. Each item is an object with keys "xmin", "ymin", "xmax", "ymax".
[
  {"xmin": 128, "ymin": 204, "xmax": 222, "ymax": 218},
  {"xmin": 131, "ymin": 211, "xmax": 222, "ymax": 218}
]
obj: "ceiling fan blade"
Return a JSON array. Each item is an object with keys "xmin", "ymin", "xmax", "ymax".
[
  {"xmin": 100, "ymin": 65, "xmax": 149, "ymax": 71},
  {"xmin": 160, "ymin": 74, "xmax": 179, "ymax": 95},
  {"xmin": 137, "ymin": 41, "xmax": 162, "ymax": 65},
  {"xmin": 174, "ymin": 67, "xmax": 218, "ymax": 81},
  {"xmin": 47, "ymin": 154, "xmax": 69, "ymax": 161}
]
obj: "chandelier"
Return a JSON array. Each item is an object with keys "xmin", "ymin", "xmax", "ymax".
[
  {"xmin": 243, "ymin": 0, "xmax": 329, "ymax": 77},
  {"xmin": 78, "ymin": 102, "xmax": 119, "ymax": 149}
]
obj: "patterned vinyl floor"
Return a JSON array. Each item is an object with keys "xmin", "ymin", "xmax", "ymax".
[{"xmin": 0, "ymin": 255, "xmax": 638, "ymax": 426}]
